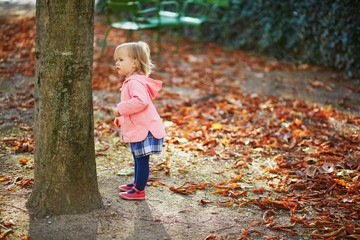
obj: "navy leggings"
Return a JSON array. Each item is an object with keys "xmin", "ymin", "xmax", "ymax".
[{"xmin": 132, "ymin": 153, "xmax": 150, "ymax": 191}]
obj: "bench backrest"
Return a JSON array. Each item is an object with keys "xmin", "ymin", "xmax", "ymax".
[
  {"xmin": 106, "ymin": 0, "xmax": 140, "ymax": 14},
  {"xmin": 206, "ymin": 0, "xmax": 230, "ymax": 8}
]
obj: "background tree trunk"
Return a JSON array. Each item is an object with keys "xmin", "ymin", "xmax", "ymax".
[{"xmin": 26, "ymin": 0, "xmax": 103, "ymax": 216}]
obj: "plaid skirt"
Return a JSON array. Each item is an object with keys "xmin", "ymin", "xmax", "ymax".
[{"xmin": 130, "ymin": 132, "xmax": 163, "ymax": 158}]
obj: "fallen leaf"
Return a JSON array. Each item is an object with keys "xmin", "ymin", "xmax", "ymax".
[
  {"xmin": 2, "ymin": 219, "xmax": 15, "ymax": 226},
  {"xmin": 252, "ymin": 187, "xmax": 266, "ymax": 194},
  {"xmin": 0, "ymin": 177, "xmax": 9, "ymax": 181},
  {"xmin": 19, "ymin": 158, "xmax": 28, "ymax": 164},
  {"xmin": 20, "ymin": 178, "xmax": 34, "ymax": 188},
  {"xmin": 229, "ymin": 174, "xmax": 244, "ymax": 183}
]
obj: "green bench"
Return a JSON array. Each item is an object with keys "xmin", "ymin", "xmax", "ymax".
[
  {"xmin": 180, "ymin": 0, "xmax": 231, "ymax": 48},
  {"xmin": 100, "ymin": 0, "xmax": 179, "ymax": 59},
  {"xmin": 99, "ymin": 0, "xmax": 231, "ymax": 59}
]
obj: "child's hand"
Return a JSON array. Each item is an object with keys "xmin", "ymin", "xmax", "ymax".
[
  {"xmin": 114, "ymin": 110, "xmax": 120, "ymax": 117},
  {"xmin": 114, "ymin": 118, "xmax": 120, "ymax": 127}
]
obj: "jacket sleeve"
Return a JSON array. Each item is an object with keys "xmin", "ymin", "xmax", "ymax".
[{"xmin": 117, "ymin": 81, "xmax": 149, "ymax": 116}]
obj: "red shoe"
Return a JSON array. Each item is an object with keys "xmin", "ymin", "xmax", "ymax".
[
  {"xmin": 118, "ymin": 181, "xmax": 134, "ymax": 192},
  {"xmin": 119, "ymin": 187, "xmax": 145, "ymax": 200}
]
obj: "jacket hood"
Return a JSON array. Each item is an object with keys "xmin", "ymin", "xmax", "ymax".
[{"xmin": 125, "ymin": 74, "xmax": 162, "ymax": 99}]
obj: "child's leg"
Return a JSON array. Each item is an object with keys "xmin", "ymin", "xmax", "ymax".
[
  {"xmin": 125, "ymin": 153, "xmax": 138, "ymax": 187},
  {"xmin": 134, "ymin": 155, "xmax": 150, "ymax": 191},
  {"xmin": 133, "ymin": 153, "xmax": 137, "ymax": 185},
  {"xmin": 127, "ymin": 154, "xmax": 149, "ymax": 193},
  {"xmin": 119, "ymin": 154, "xmax": 150, "ymax": 199}
]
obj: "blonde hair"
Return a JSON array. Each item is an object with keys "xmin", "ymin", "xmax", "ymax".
[{"xmin": 115, "ymin": 41, "xmax": 154, "ymax": 76}]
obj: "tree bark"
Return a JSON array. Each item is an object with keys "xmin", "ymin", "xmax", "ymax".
[{"xmin": 27, "ymin": 0, "xmax": 103, "ymax": 217}]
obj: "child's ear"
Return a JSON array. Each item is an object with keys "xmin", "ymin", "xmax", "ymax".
[{"xmin": 132, "ymin": 59, "xmax": 138, "ymax": 70}]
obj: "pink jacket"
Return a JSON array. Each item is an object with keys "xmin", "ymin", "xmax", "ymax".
[{"xmin": 115, "ymin": 74, "xmax": 166, "ymax": 142}]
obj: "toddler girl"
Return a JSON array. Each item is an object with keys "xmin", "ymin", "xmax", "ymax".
[{"xmin": 113, "ymin": 41, "xmax": 166, "ymax": 200}]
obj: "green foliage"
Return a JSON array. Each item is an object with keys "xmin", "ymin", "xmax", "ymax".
[{"xmin": 218, "ymin": 0, "xmax": 359, "ymax": 78}]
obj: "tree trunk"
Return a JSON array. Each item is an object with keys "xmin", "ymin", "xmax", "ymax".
[{"xmin": 27, "ymin": 0, "xmax": 103, "ymax": 217}]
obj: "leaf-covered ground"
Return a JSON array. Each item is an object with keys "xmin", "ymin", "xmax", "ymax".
[{"xmin": 1, "ymin": 8, "xmax": 360, "ymax": 240}]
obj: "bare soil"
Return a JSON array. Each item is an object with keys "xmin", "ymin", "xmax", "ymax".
[{"xmin": 1, "ymin": 1, "xmax": 359, "ymax": 240}]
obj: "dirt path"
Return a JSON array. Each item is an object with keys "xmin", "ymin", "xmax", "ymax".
[{"xmin": 1, "ymin": 2, "xmax": 359, "ymax": 240}]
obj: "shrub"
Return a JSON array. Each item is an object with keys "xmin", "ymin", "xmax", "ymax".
[{"xmin": 220, "ymin": 0, "xmax": 360, "ymax": 79}]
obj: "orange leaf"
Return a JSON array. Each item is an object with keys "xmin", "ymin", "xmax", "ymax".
[
  {"xmin": 20, "ymin": 178, "xmax": 34, "ymax": 188},
  {"xmin": 229, "ymin": 174, "xmax": 244, "ymax": 183},
  {"xmin": 205, "ymin": 235, "xmax": 217, "ymax": 240},
  {"xmin": 290, "ymin": 215, "xmax": 305, "ymax": 224},
  {"xmin": 265, "ymin": 168, "xmax": 279, "ymax": 173},
  {"xmin": 334, "ymin": 179, "xmax": 352, "ymax": 188},
  {"xmin": 252, "ymin": 187, "xmax": 266, "ymax": 193},
  {"xmin": 3, "ymin": 219, "xmax": 15, "ymax": 226},
  {"xmin": 239, "ymin": 202, "xmax": 250, "ymax": 207},
  {"xmin": 0, "ymin": 177, "xmax": 9, "ymax": 181},
  {"xmin": 271, "ymin": 201, "xmax": 290, "ymax": 210},
  {"xmin": 214, "ymin": 201, "xmax": 234, "ymax": 207},
  {"xmin": 18, "ymin": 237, "xmax": 31, "ymax": 240},
  {"xmin": 211, "ymin": 189, "xmax": 228, "ymax": 194},
  {"xmin": 169, "ymin": 182, "xmax": 202, "ymax": 194},
  {"xmin": 249, "ymin": 221, "xmax": 261, "ymax": 226},
  {"xmin": 214, "ymin": 180, "xmax": 228, "ymax": 186},
  {"xmin": 198, "ymin": 200, "xmax": 213, "ymax": 204},
  {"xmin": 293, "ymin": 119, "xmax": 302, "ymax": 126},
  {"xmin": 204, "ymin": 149, "xmax": 217, "ymax": 155},
  {"xmin": 263, "ymin": 216, "xmax": 274, "ymax": 224},
  {"xmin": 198, "ymin": 200, "xmax": 213, "ymax": 205},
  {"xmin": 212, "ymin": 182, "xmax": 241, "ymax": 189},
  {"xmin": 211, "ymin": 122, "xmax": 222, "ymax": 130},
  {"xmin": 19, "ymin": 158, "xmax": 29, "ymax": 164},
  {"xmin": 197, "ymin": 183, "xmax": 207, "ymax": 189}
]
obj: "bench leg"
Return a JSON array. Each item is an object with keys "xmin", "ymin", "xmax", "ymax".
[
  {"xmin": 138, "ymin": 30, "xmax": 142, "ymax": 41},
  {"xmin": 223, "ymin": 23, "xmax": 230, "ymax": 49},
  {"xmin": 195, "ymin": 25, "xmax": 202, "ymax": 51},
  {"xmin": 156, "ymin": 27, "xmax": 161, "ymax": 60},
  {"xmin": 149, "ymin": 30, "xmax": 154, "ymax": 52},
  {"xmin": 176, "ymin": 25, "xmax": 180, "ymax": 52},
  {"xmin": 127, "ymin": 30, "xmax": 134, "ymax": 42},
  {"xmin": 100, "ymin": 26, "xmax": 112, "ymax": 59}
]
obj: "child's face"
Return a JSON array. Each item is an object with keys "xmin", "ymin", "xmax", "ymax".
[{"xmin": 114, "ymin": 47, "xmax": 136, "ymax": 78}]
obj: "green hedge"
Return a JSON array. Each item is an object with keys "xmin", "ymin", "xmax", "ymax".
[{"xmin": 221, "ymin": 0, "xmax": 360, "ymax": 79}]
